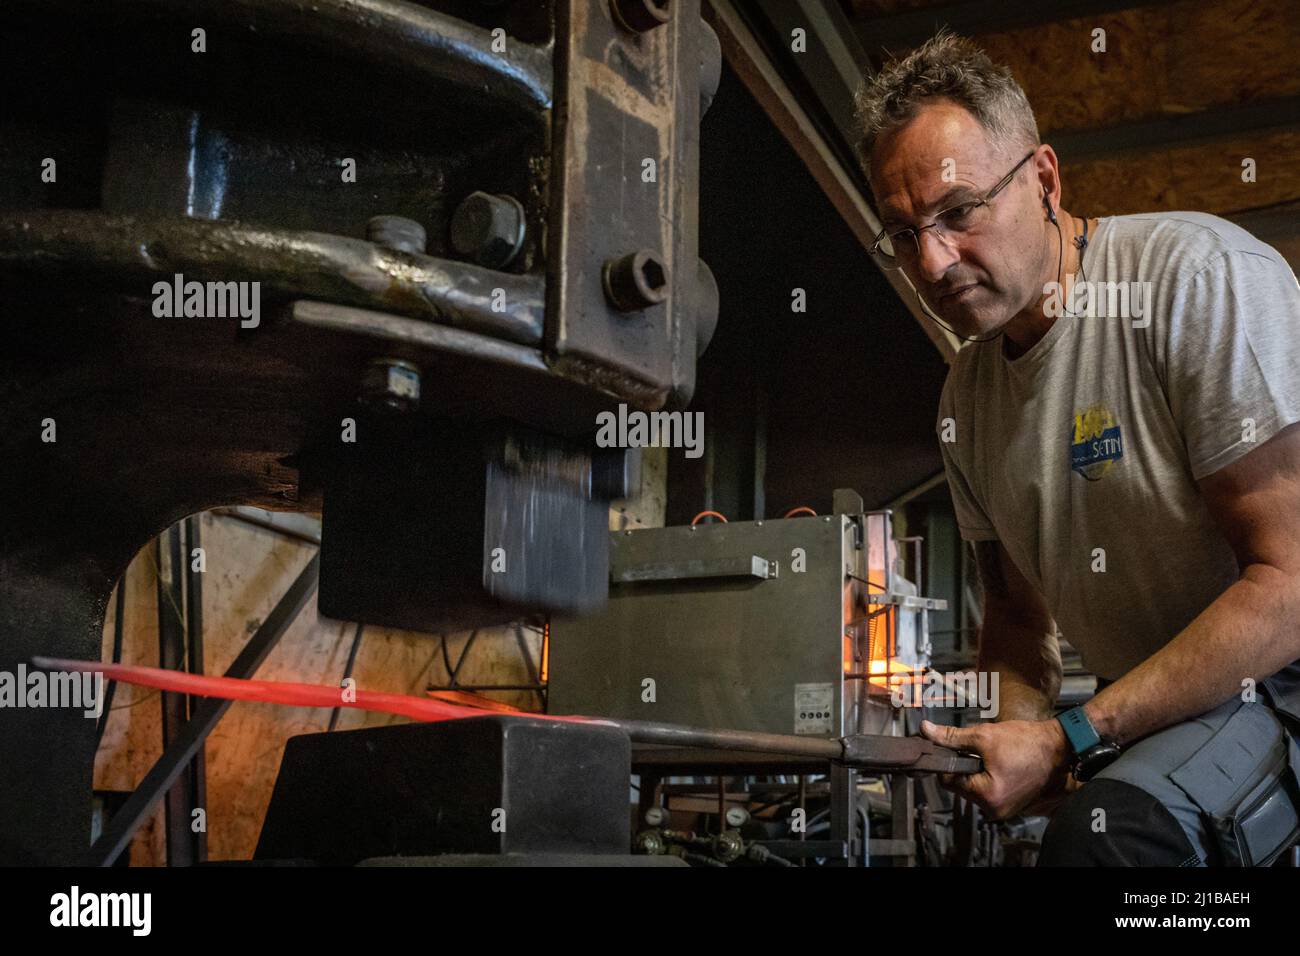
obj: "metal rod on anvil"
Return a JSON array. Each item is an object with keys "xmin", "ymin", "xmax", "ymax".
[
  {"xmin": 598, "ymin": 718, "xmax": 982, "ymax": 774},
  {"xmin": 32, "ymin": 653, "xmax": 981, "ymax": 776}
]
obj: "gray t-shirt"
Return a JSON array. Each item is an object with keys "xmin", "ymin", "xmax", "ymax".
[{"xmin": 937, "ymin": 211, "xmax": 1300, "ymax": 681}]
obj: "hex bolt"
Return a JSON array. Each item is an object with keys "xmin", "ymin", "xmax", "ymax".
[
  {"xmin": 359, "ymin": 357, "xmax": 421, "ymax": 413},
  {"xmin": 450, "ymin": 191, "xmax": 527, "ymax": 269},
  {"xmin": 611, "ymin": 0, "xmax": 670, "ymax": 34},
  {"xmin": 603, "ymin": 250, "xmax": 669, "ymax": 312},
  {"xmin": 366, "ymin": 216, "xmax": 427, "ymax": 255}
]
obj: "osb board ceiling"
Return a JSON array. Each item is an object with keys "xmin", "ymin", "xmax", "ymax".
[
  {"xmin": 844, "ymin": 0, "xmax": 1300, "ymax": 264},
  {"xmin": 975, "ymin": 3, "xmax": 1300, "ymax": 135},
  {"xmin": 1062, "ymin": 128, "xmax": 1300, "ymax": 217}
]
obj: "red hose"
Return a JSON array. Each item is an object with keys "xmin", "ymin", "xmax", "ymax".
[{"xmin": 690, "ymin": 510, "xmax": 728, "ymax": 526}]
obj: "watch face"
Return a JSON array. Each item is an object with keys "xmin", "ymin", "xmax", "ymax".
[{"xmin": 1074, "ymin": 743, "xmax": 1122, "ymax": 783}]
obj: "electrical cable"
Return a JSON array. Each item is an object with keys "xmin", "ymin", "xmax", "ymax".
[
  {"xmin": 438, "ymin": 631, "xmax": 453, "ymax": 677},
  {"xmin": 435, "ymin": 629, "xmax": 480, "ymax": 686},
  {"xmin": 690, "ymin": 510, "xmax": 728, "ymax": 526},
  {"xmin": 450, "ymin": 630, "xmax": 479, "ymax": 686}
]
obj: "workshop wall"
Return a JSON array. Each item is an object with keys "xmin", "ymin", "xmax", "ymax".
[
  {"xmin": 670, "ymin": 63, "xmax": 949, "ymax": 524},
  {"xmin": 95, "ymin": 447, "xmax": 666, "ymax": 864},
  {"xmin": 850, "ymin": 0, "xmax": 1300, "ymax": 270}
]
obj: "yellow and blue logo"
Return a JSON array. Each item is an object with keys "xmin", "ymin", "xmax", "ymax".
[{"xmin": 1070, "ymin": 404, "xmax": 1123, "ymax": 481}]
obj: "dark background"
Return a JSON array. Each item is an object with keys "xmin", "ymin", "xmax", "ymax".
[{"xmin": 668, "ymin": 63, "xmax": 950, "ymax": 524}]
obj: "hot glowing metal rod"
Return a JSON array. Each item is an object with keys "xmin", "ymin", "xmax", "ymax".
[{"xmin": 35, "ymin": 657, "xmax": 980, "ymax": 774}]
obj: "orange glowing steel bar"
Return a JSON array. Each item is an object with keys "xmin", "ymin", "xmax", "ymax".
[
  {"xmin": 869, "ymin": 657, "xmax": 919, "ymax": 690},
  {"xmin": 869, "ymin": 659, "xmax": 916, "ymax": 675},
  {"xmin": 540, "ymin": 619, "xmax": 550, "ymax": 684},
  {"xmin": 31, "ymin": 656, "xmax": 588, "ymax": 725}
]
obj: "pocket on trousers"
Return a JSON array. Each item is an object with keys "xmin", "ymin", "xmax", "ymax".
[{"xmin": 1169, "ymin": 703, "xmax": 1300, "ymax": 867}]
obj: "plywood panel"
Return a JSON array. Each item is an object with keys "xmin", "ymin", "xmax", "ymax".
[
  {"xmin": 94, "ymin": 442, "xmax": 668, "ymax": 865},
  {"xmin": 854, "ymin": 0, "xmax": 1300, "ymax": 138},
  {"xmin": 978, "ymin": 8, "xmax": 1170, "ymax": 136},
  {"xmin": 1163, "ymin": 0, "xmax": 1300, "ymax": 112},
  {"xmin": 1061, "ymin": 128, "xmax": 1300, "ymax": 217},
  {"xmin": 94, "ymin": 561, "xmax": 167, "ymax": 867},
  {"xmin": 97, "ymin": 516, "xmax": 550, "ymax": 863}
]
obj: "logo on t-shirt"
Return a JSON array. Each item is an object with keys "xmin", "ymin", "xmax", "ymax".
[{"xmin": 1070, "ymin": 404, "xmax": 1124, "ymax": 480}]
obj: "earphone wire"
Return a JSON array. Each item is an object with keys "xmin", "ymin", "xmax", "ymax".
[{"xmin": 1062, "ymin": 215, "xmax": 1091, "ymax": 318}]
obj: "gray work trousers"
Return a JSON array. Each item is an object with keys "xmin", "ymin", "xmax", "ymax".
[{"xmin": 1038, "ymin": 693, "xmax": 1300, "ymax": 866}]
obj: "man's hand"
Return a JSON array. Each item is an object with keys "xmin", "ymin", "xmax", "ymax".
[{"xmin": 920, "ymin": 717, "xmax": 1073, "ymax": 820}]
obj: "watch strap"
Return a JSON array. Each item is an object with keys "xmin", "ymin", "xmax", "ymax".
[{"xmin": 1056, "ymin": 706, "xmax": 1102, "ymax": 757}]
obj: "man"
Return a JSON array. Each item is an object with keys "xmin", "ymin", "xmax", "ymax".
[{"xmin": 854, "ymin": 31, "xmax": 1300, "ymax": 865}]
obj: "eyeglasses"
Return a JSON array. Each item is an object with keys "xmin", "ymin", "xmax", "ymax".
[{"xmin": 870, "ymin": 151, "xmax": 1036, "ymax": 270}]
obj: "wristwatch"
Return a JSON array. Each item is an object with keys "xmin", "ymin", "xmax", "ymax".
[{"xmin": 1055, "ymin": 706, "xmax": 1121, "ymax": 782}]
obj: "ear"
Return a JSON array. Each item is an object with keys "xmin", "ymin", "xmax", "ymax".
[{"xmin": 1033, "ymin": 145, "xmax": 1062, "ymax": 216}]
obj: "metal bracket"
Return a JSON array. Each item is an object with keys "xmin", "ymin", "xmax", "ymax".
[{"xmin": 614, "ymin": 554, "xmax": 778, "ymax": 583}]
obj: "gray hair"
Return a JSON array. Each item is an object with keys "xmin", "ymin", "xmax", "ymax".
[{"xmin": 853, "ymin": 30, "xmax": 1040, "ymax": 176}]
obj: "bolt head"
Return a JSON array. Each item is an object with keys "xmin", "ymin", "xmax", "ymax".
[
  {"xmin": 450, "ymin": 191, "xmax": 526, "ymax": 269},
  {"xmin": 603, "ymin": 249, "xmax": 669, "ymax": 312},
  {"xmin": 360, "ymin": 358, "xmax": 421, "ymax": 413}
]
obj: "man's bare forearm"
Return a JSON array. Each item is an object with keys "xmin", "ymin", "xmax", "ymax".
[
  {"xmin": 1086, "ymin": 565, "xmax": 1300, "ymax": 746},
  {"xmin": 978, "ymin": 608, "xmax": 1062, "ymax": 721},
  {"xmin": 970, "ymin": 540, "xmax": 1062, "ymax": 722}
]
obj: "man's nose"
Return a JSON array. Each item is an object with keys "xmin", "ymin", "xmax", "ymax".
[{"xmin": 915, "ymin": 228, "xmax": 960, "ymax": 284}]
